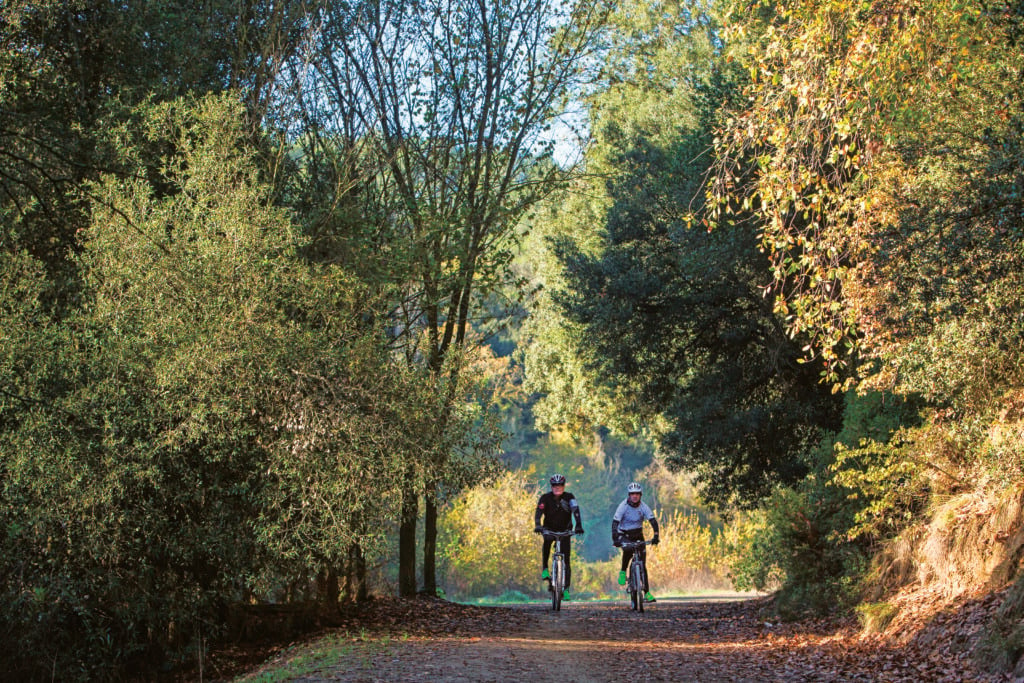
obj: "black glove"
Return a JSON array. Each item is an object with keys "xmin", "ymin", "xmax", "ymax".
[
  {"xmin": 651, "ymin": 535, "xmax": 660, "ymax": 545},
  {"xmin": 534, "ymin": 525, "xmax": 543, "ymax": 534},
  {"xmin": 575, "ymin": 526, "xmax": 584, "ymax": 536},
  {"xmin": 613, "ymin": 535, "xmax": 622, "ymax": 547}
]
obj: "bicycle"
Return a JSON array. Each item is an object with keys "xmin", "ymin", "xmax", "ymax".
[
  {"xmin": 541, "ymin": 529, "xmax": 575, "ymax": 611},
  {"xmin": 619, "ymin": 538, "xmax": 652, "ymax": 612}
]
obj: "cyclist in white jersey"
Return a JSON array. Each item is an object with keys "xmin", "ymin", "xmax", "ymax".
[{"xmin": 612, "ymin": 482, "xmax": 660, "ymax": 602}]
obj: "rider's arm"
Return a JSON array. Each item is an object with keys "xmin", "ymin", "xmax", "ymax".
[
  {"xmin": 534, "ymin": 496, "xmax": 545, "ymax": 530},
  {"xmin": 611, "ymin": 519, "xmax": 620, "ymax": 545},
  {"xmin": 571, "ymin": 496, "xmax": 583, "ymax": 533}
]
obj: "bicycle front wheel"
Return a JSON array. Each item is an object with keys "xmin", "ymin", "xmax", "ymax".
[
  {"xmin": 630, "ymin": 561, "xmax": 643, "ymax": 612},
  {"xmin": 551, "ymin": 555, "xmax": 564, "ymax": 611}
]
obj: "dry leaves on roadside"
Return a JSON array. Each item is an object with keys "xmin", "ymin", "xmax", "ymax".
[{"xmin": 186, "ymin": 592, "xmax": 1010, "ymax": 682}]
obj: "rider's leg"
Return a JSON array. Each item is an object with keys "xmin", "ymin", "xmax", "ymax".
[
  {"xmin": 541, "ymin": 536, "xmax": 553, "ymax": 577},
  {"xmin": 638, "ymin": 545, "xmax": 656, "ymax": 600},
  {"xmin": 620, "ymin": 546, "xmax": 634, "ymax": 572}
]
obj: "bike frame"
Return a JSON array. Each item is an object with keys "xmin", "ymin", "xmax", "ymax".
[{"xmin": 542, "ymin": 530, "xmax": 574, "ymax": 611}]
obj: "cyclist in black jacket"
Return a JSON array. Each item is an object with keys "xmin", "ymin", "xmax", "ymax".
[{"xmin": 533, "ymin": 474, "xmax": 584, "ymax": 600}]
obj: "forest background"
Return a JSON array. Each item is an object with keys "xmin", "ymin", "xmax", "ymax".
[{"xmin": 3, "ymin": 0, "xmax": 1024, "ymax": 680}]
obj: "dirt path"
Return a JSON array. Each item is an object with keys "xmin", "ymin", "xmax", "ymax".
[
  {"xmin": 321, "ymin": 598, "xmax": 798, "ymax": 683},
  {"xmin": 225, "ymin": 594, "xmax": 1004, "ymax": 682}
]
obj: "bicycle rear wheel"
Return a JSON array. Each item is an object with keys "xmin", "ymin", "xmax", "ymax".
[{"xmin": 551, "ymin": 555, "xmax": 564, "ymax": 611}]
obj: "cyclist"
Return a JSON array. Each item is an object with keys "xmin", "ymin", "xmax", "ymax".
[
  {"xmin": 534, "ymin": 474, "xmax": 584, "ymax": 600},
  {"xmin": 612, "ymin": 482, "xmax": 660, "ymax": 603}
]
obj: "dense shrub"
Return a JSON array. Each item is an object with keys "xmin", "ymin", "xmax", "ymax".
[
  {"xmin": 439, "ymin": 472, "xmax": 541, "ymax": 598},
  {"xmin": 0, "ymin": 96, "xmax": 421, "ymax": 680},
  {"xmin": 722, "ymin": 391, "xmax": 927, "ymax": 618},
  {"xmin": 647, "ymin": 510, "xmax": 731, "ymax": 593}
]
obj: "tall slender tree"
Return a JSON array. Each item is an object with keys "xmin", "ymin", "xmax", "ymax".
[{"xmin": 291, "ymin": 0, "xmax": 611, "ymax": 595}]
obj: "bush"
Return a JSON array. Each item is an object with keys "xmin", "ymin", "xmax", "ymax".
[
  {"xmin": 769, "ymin": 485, "xmax": 869, "ymax": 619},
  {"xmin": 722, "ymin": 482, "xmax": 868, "ymax": 620},
  {"xmin": 722, "ymin": 390, "xmax": 936, "ymax": 619},
  {"xmin": 722, "ymin": 509, "xmax": 784, "ymax": 593},
  {"xmin": 647, "ymin": 510, "xmax": 732, "ymax": 593},
  {"xmin": 0, "ymin": 95, "xmax": 423, "ymax": 680},
  {"xmin": 439, "ymin": 472, "xmax": 541, "ymax": 599}
]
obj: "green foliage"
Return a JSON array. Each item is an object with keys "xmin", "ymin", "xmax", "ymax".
[
  {"xmin": 705, "ymin": 0, "xmax": 1024, "ymax": 622},
  {"xmin": 523, "ymin": 0, "xmax": 844, "ymax": 508},
  {"xmin": 831, "ymin": 439, "xmax": 929, "ymax": 543},
  {"xmin": 720, "ymin": 508, "xmax": 784, "ymax": 593},
  {"xmin": 648, "ymin": 510, "xmax": 732, "ymax": 592},
  {"xmin": 0, "ymin": 94, "xmax": 426, "ymax": 679},
  {"xmin": 722, "ymin": 390, "xmax": 927, "ymax": 616},
  {"xmin": 440, "ymin": 472, "xmax": 541, "ymax": 597},
  {"xmin": 713, "ymin": 0, "xmax": 1024, "ymax": 401},
  {"xmin": 0, "ymin": 0, "xmax": 311, "ymax": 289},
  {"xmin": 855, "ymin": 601, "xmax": 898, "ymax": 633},
  {"xmin": 751, "ymin": 485, "xmax": 868, "ymax": 619},
  {"xmin": 828, "ymin": 390, "xmax": 930, "ymax": 542}
]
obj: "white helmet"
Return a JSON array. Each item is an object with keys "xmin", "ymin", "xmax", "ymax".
[{"xmin": 626, "ymin": 482, "xmax": 642, "ymax": 494}]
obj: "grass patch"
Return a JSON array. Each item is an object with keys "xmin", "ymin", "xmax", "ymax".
[
  {"xmin": 856, "ymin": 601, "xmax": 898, "ymax": 633},
  {"xmin": 232, "ymin": 632, "xmax": 390, "ymax": 682}
]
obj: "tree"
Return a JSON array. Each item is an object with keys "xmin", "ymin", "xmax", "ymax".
[
  {"xmin": 0, "ymin": 0, "xmax": 315, "ymax": 289},
  {"xmin": 292, "ymin": 0, "xmax": 612, "ymax": 595},
  {"xmin": 704, "ymin": 0, "xmax": 1024, "ymax": 613},
  {"xmin": 0, "ymin": 94, "xmax": 426, "ymax": 678},
  {"xmin": 522, "ymin": 0, "xmax": 843, "ymax": 507},
  {"xmin": 711, "ymin": 0, "xmax": 1024, "ymax": 403}
]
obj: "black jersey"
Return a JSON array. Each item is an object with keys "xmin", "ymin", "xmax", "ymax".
[{"xmin": 534, "ymin": 491, "xmax": 579, "ymax": 531}]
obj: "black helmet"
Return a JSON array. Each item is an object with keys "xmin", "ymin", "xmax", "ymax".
[{"xmin": 549, "ymin": 474, "xmax": 567, "ymax": 486}]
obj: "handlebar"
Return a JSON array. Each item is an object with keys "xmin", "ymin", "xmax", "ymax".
[
  {"xmin": 540, "ymin": 530, "xmax": 575, "ymax": 540},
  {"xmin": 618, "ymin": 539, "xmax": 652, "ymax": 550}
]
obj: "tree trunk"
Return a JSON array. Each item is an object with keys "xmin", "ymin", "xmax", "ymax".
[
  {"xmin": 352, "ymin": 542, "xmax": 368, "ymax": 603},
  {"xmin": 319, "ymin": 565, "xmax": 340, "ymax": 613},
  {"xmin": 422, "ymin": 488, "xmax": 438, "ymax": 596},
  {"xmin": 343, "ymin": 541, "xmax": 368, "ymax": 603},
  {"xmin": 398, "ymin": 483, "xmax": 419, "ymax": 597}
]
